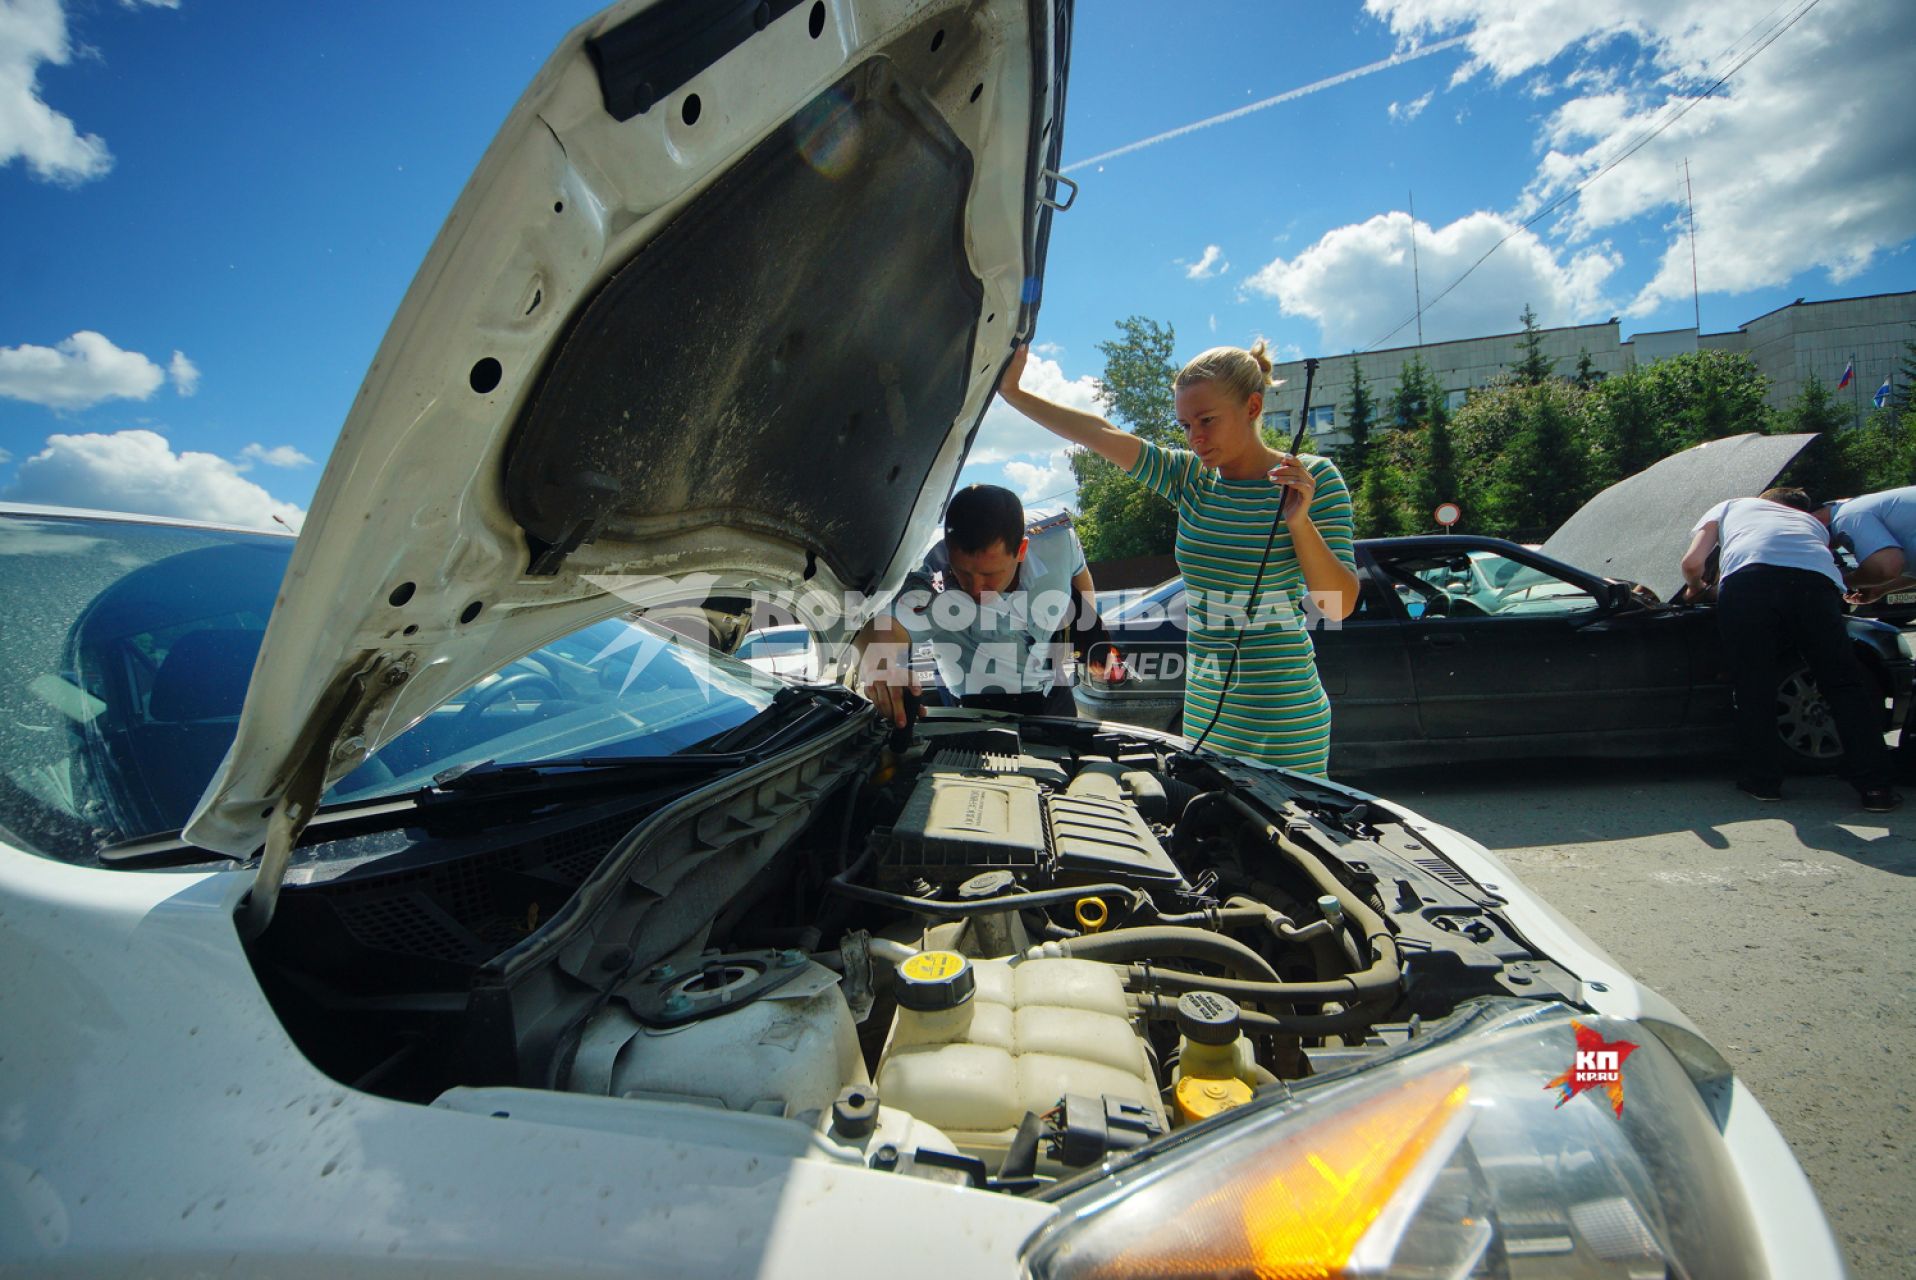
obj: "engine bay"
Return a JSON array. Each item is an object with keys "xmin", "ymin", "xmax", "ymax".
[{"xmin": 249, "ymin": 709, "xmax": 1579, "ymax": 1193}]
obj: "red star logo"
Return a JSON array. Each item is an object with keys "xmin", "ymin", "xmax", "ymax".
[{"xmin": 1544, "ymin": 1020, "xmax": 1639, "ymax": 1116}]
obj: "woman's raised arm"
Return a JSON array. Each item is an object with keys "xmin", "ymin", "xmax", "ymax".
[{"xmin": 996, "ymin": 345, "xmax": 1143, "ymax": 472}]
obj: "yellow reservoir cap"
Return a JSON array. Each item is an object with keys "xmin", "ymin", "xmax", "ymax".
[
  {"xmin": 1175, "ymin": 1074, "xmax": 1253, "ymax": 1124},
  {"xmin": 894, "ymin": 949, "xmax": 976, "ymax": 1012}
]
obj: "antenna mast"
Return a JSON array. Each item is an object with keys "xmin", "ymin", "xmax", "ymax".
[
  {"xmin": 1408, "ymin": 190, "xmax": 1425, "ymax": 347},
  {"xmin": 1684, "ymin": 159, "xmax": 1701, "ymax": 333}
]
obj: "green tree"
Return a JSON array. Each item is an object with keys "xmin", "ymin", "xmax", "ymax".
[
  {"xmin": 1355, "ymin": 464, "xmax": 1403, "ymax": 537},
  {"xmin": 1573, "ymin": 348, "xmax": 1598, "ymax": 390},
  {"xmin": 1387, "ymin": 356, "xmax": 1459, "ymax": 530},
  {"xmin": 1780, "ymin": 373, "xmax": 1916, "ymax": 500},
  {"xmin": 1584, "ymin": 370, "xmax": 1663, "ymax": 490},
  {"xmin": 1389, "ymin": 354, "xmax": 1438, "ymax": 428},
  {"xmin": 1446, "ymin": 378, "xmax": 1588, "ymax": 535},
  {"xmin": 1093, "ymin": 316, "xmax": 1181, "ymax": 447},
  {"xmin": 1338, "ymin": 358, "xmax": 1377, "ymax": 480},
  {"xmin": 1069, "ymin": 316, "xmax": 1180, "ymax": 560},
  {"xmin": 1513, "ymin": 303, "xmax": 1554, "ymax": 385},
  {"xmin": 1839, "ymin": 403, "xmax": 1916, "ymax": 493},
  {"xmin": 1509, "ymin": 381, "xmax": 1589, "ymax": 531},
  {"xmin": 1777, "ymin": 373, "xmax": 1860, "ymax": 500},
  {"xmin": 1637, "ymin": 348, "xmax": 1773, "ymax": 446},
  {"xmin": 1449, "ymin": 380, "xmax": 1530, "ymax": 528},
  {"xmin": 1892, "ymin": 340, "xmax": 1916, "ymax": 412}
]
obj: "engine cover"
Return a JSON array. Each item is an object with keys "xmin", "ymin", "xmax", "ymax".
[
  {"xmin": 878, "ymin": 756, "xmax": 1187, "ymax": 891},
  {"xmin": 881, "ymin": 771, "xmax": 1050, "ymax": 888}
]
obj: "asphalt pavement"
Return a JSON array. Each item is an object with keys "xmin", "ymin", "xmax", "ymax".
[{"xmin": 1352, "ymin": 751, "xmax": 1915, "ymax": 1279}]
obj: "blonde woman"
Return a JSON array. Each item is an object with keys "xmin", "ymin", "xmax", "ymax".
[{"xmin": 995, "ymin": 341, "xmax": 1357, "ymax": 775}]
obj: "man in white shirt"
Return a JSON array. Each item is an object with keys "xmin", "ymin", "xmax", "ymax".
[{"xmin": 1680, "ymin": 486, "xmax": 1897, "ymax": 810}]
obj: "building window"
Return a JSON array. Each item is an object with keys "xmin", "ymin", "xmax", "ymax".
[
  {"xmin": 1308, "ymin": 405, "xmax": 1336, "ymax": 433},
  {"xmin": 1264, "ymin": 409, "xmax": 1292, "ymax": 436},
  {"xmin": 1444, "ymin": 388, "xmax": 1468, "ymax": 411}
]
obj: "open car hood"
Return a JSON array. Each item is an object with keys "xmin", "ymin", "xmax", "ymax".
[
  {"xmin": 1539, "ymin": 432, "xmax": 1816, "ymax": 601},
  {"xmin": 184, "ymin": 0, "xmax": 1072, "ymax": 861}
]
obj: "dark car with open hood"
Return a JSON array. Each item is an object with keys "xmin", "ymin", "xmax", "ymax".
[
  {"xmin": 1077, "ymin": 433, "xmax": 1913, "ymax": 773},
  {"xmin": 0, "ymin": 3, "xmax": 1847, "ymax": 1276}
]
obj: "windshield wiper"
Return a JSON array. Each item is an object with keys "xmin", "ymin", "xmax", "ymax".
[
  {"xmin": 97, "ymin": 753, "xmax": 751, "ymax": 868},
  {"xmin": 424, "ymin": 751, "xmax": 760, "ymax": 794},
  {"xmin": 688, "ymin": 684, "xmax": 861, "ymax": 756}
]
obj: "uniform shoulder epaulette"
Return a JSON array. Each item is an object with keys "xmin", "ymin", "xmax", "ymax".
[{"xmin": 1026, "ymin": 511, "xmax": 1074, "ymax": 535}]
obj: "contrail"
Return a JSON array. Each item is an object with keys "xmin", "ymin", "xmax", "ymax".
[{"xmin": 1061, "ymin": 36, "xmax": 1471, "ymax": 174}]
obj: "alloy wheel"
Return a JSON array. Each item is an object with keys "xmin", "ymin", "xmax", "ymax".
[{"xmin": 1775, "ymin": 666, "xmax": 1842, "ymax": 760}]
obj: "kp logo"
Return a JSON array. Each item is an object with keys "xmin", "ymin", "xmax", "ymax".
[{"xmin": 1545, "ymin": 1020, "xmax": 1639, "ymax": 1116}]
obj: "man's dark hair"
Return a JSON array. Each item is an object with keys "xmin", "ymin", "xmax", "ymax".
[
  {"xmin": 944, "ymin": 484, "xmax": 1026, "ymax": 555},
  {"xmin": 1760, "ymin": 486, "xmax": 1813, "ymax": 511}
]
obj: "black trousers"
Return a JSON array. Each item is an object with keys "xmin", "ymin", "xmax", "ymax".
[{"xmin": 1716, "ymin": 565, "xmax": 1890, "ymax": 788}]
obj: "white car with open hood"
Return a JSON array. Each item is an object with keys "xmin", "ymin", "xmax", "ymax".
[{"xmin": 0, "ymin": 2, "xmax": 1847, "ymax": 1276}]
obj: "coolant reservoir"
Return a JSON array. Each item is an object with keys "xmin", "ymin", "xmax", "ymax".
[
  {"xmin": 1170, "ymin": 990, "xmax": 1256, "ymax": 1125},
  {"xmin": 875, "ymin": 950, "xmax": 1164, "ymax": 1169}
]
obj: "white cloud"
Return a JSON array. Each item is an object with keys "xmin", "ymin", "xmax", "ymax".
[
  {"xmin": 1002, "ymin": 453, "xmax": 1076, "ymax": 505},
  {"xmin": 1208, "ymin": 314, "xmax": 1218, "ymax": 334},
  {"xmin": 0, "ymin": 331, "xmax": 167, "ymax": 409},
  {"xmin": 1387, "ymin": 89, "xmax": 1435, "ymax": 121},
  {"xmin": 168, "ymin": 350, "xmax": 199, "ymax": 396},
  {"xmin": 3, "ymin": 429, "xmax": 307, "ymax": 530},
  {"xmin": 1242, "ymin": 210, "xmax": 1620, "ymax": 350},
  {"xmin": 236, "ymin": 442, "xmax": 313, "ymax": 469},
  {"xmin": 969, "ymin": 352, "xmax": 1100, "ymax": 465},
  {"xmin": 0, "ymin": 448, "xmax": 11, "ymax": 466},
  {"xmin": 0, "ymin": 0, "xmax": 113, "ymax": 184},
  {"xmin": 121, "ymin": 1, "xmax": 181, "ymax": 8},
  {"xmin": 1367, "ymin": 0, "xmax": 1916, "ymax": 312},
  {"xmin": 1184, "ymin": 244, "xmax": 1229, "ymax": 280}
]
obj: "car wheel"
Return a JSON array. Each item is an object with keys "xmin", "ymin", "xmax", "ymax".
[{"xmin": 1773, "ymin": 665, "xmax": 1862, "ymax": 768}]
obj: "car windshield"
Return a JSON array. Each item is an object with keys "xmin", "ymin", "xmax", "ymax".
[
  {"xmin": 0, "ymin": 512, "xmax": 781, "ymax": 862},
  {"xmin": 1394, "ymin": 550, "xmax": 1597, "ymax": 618},
  {"xmin": 1109, "ymin": 578, "xmax": 1187, "ymax": 625}
]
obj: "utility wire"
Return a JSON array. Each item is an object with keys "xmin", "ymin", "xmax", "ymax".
[{"xmin": 1360, "ymin": 0, "xmax": 1823, "ymax": 354}]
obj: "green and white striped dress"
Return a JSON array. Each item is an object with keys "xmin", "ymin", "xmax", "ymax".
[{"xmin": 1126, "ymin": 440, "xmax": 1356, "ymax": 776}]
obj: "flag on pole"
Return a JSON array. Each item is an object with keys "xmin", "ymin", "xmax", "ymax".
[
  {"xmin": 1876, "ymin": 377, "xmax": 1894, "ymax": 410},
  {"xmin": 1837, "ymin": 361, "xmax": 1855, "ymax": 390}
]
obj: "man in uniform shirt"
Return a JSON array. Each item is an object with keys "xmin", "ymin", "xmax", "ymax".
[
  {"xmin": 1824, "ymin": 485, "xmax": 1916, "ymax": 604},
  {"xmin": 856, "ymin": 484, "xmax": 1111, "ymax": 725},
  {"xmin": 1824, "ymin": 485, "xmax": 1916, "ymax": 777},
  {"xmin": 1680, "ymin": 486, "xmax": 1898, "ymax": 810}
]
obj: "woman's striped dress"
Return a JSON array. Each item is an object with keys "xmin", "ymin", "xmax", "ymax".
[{"xmin": 1126, "ymin": 439, "xmax": 1356, "ymax": 776}]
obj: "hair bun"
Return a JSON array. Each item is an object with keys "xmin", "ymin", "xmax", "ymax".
[{"xmin": 1246, "ymin": 338, "xmax": 1274, "ymax": 380}]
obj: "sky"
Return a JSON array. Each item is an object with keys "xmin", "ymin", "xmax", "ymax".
[{"xmin": 1, "ymin": 0, "xmax": 1911, "ymax": 531}]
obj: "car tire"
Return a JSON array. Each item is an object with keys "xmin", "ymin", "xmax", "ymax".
[{"xmin": 1774, "ymin": 664, "xmax": 1891, "ymax": 772}]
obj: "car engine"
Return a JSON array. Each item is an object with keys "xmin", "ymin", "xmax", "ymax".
[{"xmin": 250, "ymin": 709, "xmax": 1577, "ymax": 1192}]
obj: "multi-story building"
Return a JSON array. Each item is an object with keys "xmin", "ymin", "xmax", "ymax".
[{"xmin": 1264, "ymin": 290, "xmax": 1916, "ymax": 452}]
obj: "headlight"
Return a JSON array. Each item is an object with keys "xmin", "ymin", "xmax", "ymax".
[
  {"xmin": 1896, "ymin": 629, "xmax": 1915, "ymax": 661},
  {"xmin": 1025, "ymin": 1001, "xmax": 1766, "ymax": 1279}
]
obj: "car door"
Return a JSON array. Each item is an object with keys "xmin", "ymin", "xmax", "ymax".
[
  {"xmin": 1371, "ymin": 541, "xmax": 1608, "ymax": 740},
  {"xmin": 1573, "ymin": 591, "xmax": 1698, "ymax": 729},
  {"xmin": 1316, "ymin": 556, "xmax": 1419, "ymax": 748}
]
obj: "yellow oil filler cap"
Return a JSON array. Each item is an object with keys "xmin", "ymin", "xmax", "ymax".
[
  {"xmin": 1175, "ymin": 1074, "xmax": 1254, "ymax": 1124},
  {"xmin": 895, "ymin": 949, "xmax": 976, "ymax": 1012}
]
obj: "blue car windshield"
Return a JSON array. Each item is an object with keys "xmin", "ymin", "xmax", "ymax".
[{"xmin": 0, "ymin": 512, "xmax": 781, "ymax": 862}]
